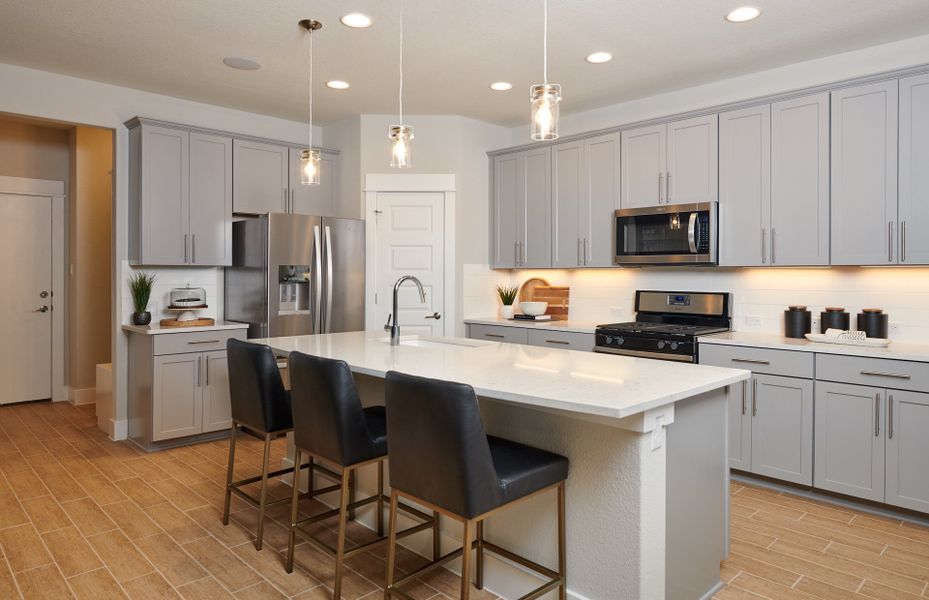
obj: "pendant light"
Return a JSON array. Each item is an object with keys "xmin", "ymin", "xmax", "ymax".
[
  {"xmin": 389, "ymin": 0, "xmax": 413, "ymax": 168},
  {"xmin": 530, "ymin": 0, "xmax": 560, "ymax": 140},
  {"xmin": 299, "ymin": 19, "xmax": 322, "ymax": 185}
]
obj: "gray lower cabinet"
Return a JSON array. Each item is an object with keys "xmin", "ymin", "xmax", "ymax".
[
  {"xmin": 814, "ymin": 381, "xmax": 885, "ymax": 502},
  {"xmin": 289, "ymin": 147, "xmax": 340, "ymax": 217},
  {"xmin": 886, "ymin": 390, "xmax": 929, "ymax": 512},
  {"xmin": 233, "ymin": 139, "xmax": 289, "ymax": 215},
  {"xmin": 526, "ymin": 329, "xmax": 594, "ymax": 351},
  {"xmin": 152, "ymin": 353, "xmax": 203, "ymax": 441},
  {"xmin": 750, "ymin": 374, "xmax": 814, "ymax": 486},
  {"xmin": 202, "ymin": 350, "xmax": 233, "ymax": 433},
  {"xmin": 491, "ymin": 147, "xmax": 551, "ymax": 268},
  {"xmin": 466, "ymin": 324, "xmax": 528, "ymax": 344},
  {"xmin": 727, "ymin": 378, "xmax": 752, "ymax": 471}
]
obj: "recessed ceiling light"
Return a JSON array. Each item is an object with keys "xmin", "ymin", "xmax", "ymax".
[
  {"xmin": 340, "ymin": 13, "xmax": 372, "ymax": 28},
  {"xmin": 326, "ymin": 80, "xmax": 350, "ymax": 90},
  {"xmin": 490, "ymin": 82, "xmax": 513, "ymax": 91},
  {"xmin": 725, "ymin": 6, "xmax": 762, "ymax": 22},
  {"xmin": 585, "ymin": 52, "xmax": 613, "ymax": 64},
  {"xmin": 222, "ymin": 57, "xmax": 261, "ymax": 70}
]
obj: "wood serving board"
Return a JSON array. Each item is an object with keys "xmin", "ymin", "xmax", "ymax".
[
  {"xmin": 519, "ymin": 278, "xmax": 570, "ymax": 321},
  {"xmin": 159, "ymin": 317, "xmax": 216, "ymax": 328}
]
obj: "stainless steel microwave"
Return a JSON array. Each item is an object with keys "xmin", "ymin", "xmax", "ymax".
[{"xmin": 613, "ymin": 202, "xmax": 718, "ymax": 265}]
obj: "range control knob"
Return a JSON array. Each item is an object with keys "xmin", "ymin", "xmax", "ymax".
[
  {"xmin": 616, "ymin": 337, "xmax": 624, "ymax": 345},
  {"xmin": 657, "ymin": 340, "xmax": 666, "ymax": 350},
  {"xmin": 670, "ymin": 342, "xmax": 679, "ymax": 350},
  {"xmin": 604, "ymin": 336, "xmax": 614, "ymax": 345}
]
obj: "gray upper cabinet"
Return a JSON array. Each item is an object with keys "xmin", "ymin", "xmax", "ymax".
[
  {"xmin": 899, "ymin": 74, "xmax": 929, "ymax": 265},
  {"xmin": 584, "ymin": 132, "xmax": 622, "ymax": 266},
  {"xmin": 492, "ymin": 153, "xmax": 520, "ymax": 268},
  {"xmin": 552, "ymin": 141, "xmax": 584, "ymax": 268},
  {"xmin": 719, "ymin": 105, "xmax": 770, "ymax": 267},
  {"xmin": 886, "ymin": 390, "xmax": 929, "ymax": 512},
  {"xmin": 289, "ymin": 148, "xmax": 340, "ymax": 217},
  {"xmin": 814, "ymin": 381, "xmax": 885, "ymax": 502},
  {"xmin": 750, "ymin": 374, "xmax": 813, "ymax": 486},
  {"xmin": 770, "ymin": 94, "xmax": 830, "ymax": 266},
  {"xmin": 831, "ymin": 80, "xmax": 899, "ymax": 265},
  {"xmin": 521, "ymin": 147, "xmax": 552, "ymax": 268},
  {"xmin": 666, "ymin": 114, "xmax": 718, "ymax": 205},
  {"xmin": 189, "ymin": 133, "xmax": 232, "ymax": 266},
  {"xmin": 233, "ymin": 139, "xmax": 289, "ymax": 215},
  {"xmin": 621, "ymin": 124, "xmax": 666, "ymax": 208}
]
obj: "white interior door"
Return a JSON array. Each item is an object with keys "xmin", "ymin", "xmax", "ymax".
[
  {"xmin": 374, "ymin": 192, "xmax": 445, "ymax": 337},
  {"xmin": 0, "ymin": 193, "xmax": 52, "ymax": 404}
]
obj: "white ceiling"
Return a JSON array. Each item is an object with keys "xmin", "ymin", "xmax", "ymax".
[{"xmin": 1, "ymin": 0, "xmax": 928, "ymax": 126}]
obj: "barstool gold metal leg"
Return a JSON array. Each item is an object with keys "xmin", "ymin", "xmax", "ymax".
[
  {"xmin": 222, "ymin": 422, "xmax": 238, "ymax": 526},
  {"xmin": 460, "ymin": 518, "xmax": 474, "ymax": 600},
  {"xmin": 255, "ymin": 432, "xmax": 272, "ymax": 550},
  {"xmin": 558, "ymin": 481, "xmax": 567, "ymax": 600},
  {"xmin": 432, "ymin": 511, "xmax": 440, "ymax": 561},
  {"xmin": 376, "ymin": 460, "xmax": 385, "ymax": 537},
  {"xmin": 334, "ymin": 468, "xmax": 352, "ymax": 600},
  {"xmin": 475, "ymin": 520, "xmax": 484, "ymax": 590},
  {"xmin": 286, "ymin": 448, "xmax": 302, "ymax": 573},
  {"xmin": 384, "ymin": 491, "xmax": 400, "ymax": 600}
]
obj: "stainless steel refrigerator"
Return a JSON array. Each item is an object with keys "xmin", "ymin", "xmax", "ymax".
[{"xmin": 225, "ymin": 213, "xmax": 365, "ymax": 338}]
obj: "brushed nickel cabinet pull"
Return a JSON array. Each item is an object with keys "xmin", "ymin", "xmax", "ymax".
[
  {"xmin": 860, "ymin": 370, "xmax": 911, "ymax": 380},
  {"xmin": 666, "ymin": 172, "xmax": 672, "ymax": 202},
  {"xmin": 545, "ymin": 339, "xmax": 570, "ymax": 345},
  {"xmin": 188, "ymin": 339, "xmax": 221, "ymax": 345},
  {"xmin": 484, "ymin": 333, "xmax": 505, "ymax": 338},
  {"xmin": 752, "ymin": 378, "xmax": 758, "ymax": 417},
  {"xmin": 197, "ymin": 356, "xmax": 202, "ymax": 387},
  {"xmin": 888, "ymin": 221, "xmax": 894, "ymax": 263},
  {"xmin": 184, "ymin": 234, "xmax": 188, "ymax": 264},
  {"xmin": 888, "ymin": 395, "xmax": 894, "ymax": 440},
  {"xmin": 741, "ymin": 380, "xmax": 747, "ymax": 415},
  {"xmin": 577, "ymin": 238, "xmax": 582, "ymax": 266},
  {"xmin": 761, "ymin": 229, "xmax": 766, "ymax": 264},
  {"xmin": 206, "ymin": 356, "xmax": 210, "ymax": 386},
  {"xmin": 192, "ymin": 234, "xmax": 196, "ymax": 264},
  {"xmin": 901, "ymin": 221, "xmax": 906, "ymax": 263},
  {"xmin": 732, "ymin": 358, "xmax": 770, "ymax": 365},
  {"xmin": 771, "ymin": 228, "xmax": 776, "ymax": 265},
  {"xmin": 658, "ymin": 172, "xmax": 663, "ymax": 203},
  {"xmin": 875, "ymin": 393, "xmax": 881, "ymax": 437}
]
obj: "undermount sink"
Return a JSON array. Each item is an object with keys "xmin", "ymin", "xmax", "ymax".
[{"xmin": 376, "ymin": 336, "xmax": 483, "ymax": 349}]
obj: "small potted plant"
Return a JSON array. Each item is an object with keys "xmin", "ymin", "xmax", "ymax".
[
  {"xmin": 129, "ymin": 272, "xmax": 156, "ymax": 326},
  {"xmin": 496, "ymin": 285, "xmax": 519, "ymax": 319}
]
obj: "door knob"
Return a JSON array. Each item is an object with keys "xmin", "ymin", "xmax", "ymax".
[
  {"xmin": 33, "ymin": 306, "xmax": 49, "ymax": 313},
  {"xmin": 425, "ymin": 312, "xmax": 442, "ymax": 320}
]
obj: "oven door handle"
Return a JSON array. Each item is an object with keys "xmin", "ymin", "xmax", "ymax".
[{"xmin": 687, "ymin": 212, "xmax": 698, "ymax": 253}]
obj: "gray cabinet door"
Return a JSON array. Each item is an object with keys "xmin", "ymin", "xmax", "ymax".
[
  {"xmin": 140, "ymin": 125, "xmax": 189, "ymax": 265},
  {"xmin": 814, "ymin": 381, "xmax": 885, "ymax": 502},
  {"xmin": 233, "ymin": 139, "xmax": 289, "ymax": 215},
  {"xmin": 719, "ymin": 105, "xmax": 770, "ymax": 267},
  {"xmin": 201, "ymin": 351, "xmax": 232, "ymax": 433},
  {"xmin": 899, "ymin": 74, "xmax": 929, "ymax": 265},
  {"xmin": 771, "ymin": 93, "xmax": 830, "ymax": 266},
  {"xmin": 584, "ymin": 132, "xmax": 621, "ymax": 267},
  {"xmin": 727, "ymin": 379, "xmax": 752, "ymax": 471},
  {"xmin": 552, "ymin": 141, "xmax": 583, "ymax": 268},
  {"xmin": 189, "ymin": 133, "xmax": 232, "ymax": 266},
  {"xmin": 290, "ymin": 148, "xmax": 339, "ymax": 217},
  {"xmin": 750, "ymin": 374, "xmax": 813, "ymax": 485},
  {"xmin": 885, "ymin": 390, "xmax": 929, "ymax": 512},
  {"xmin": 621, "ymin": 124, "xmax": 666, "ymax": 208},
  {"xmin": 831, "ymin": 81, "xmax": 899, "ymax": 265},
  {"xmin": 152, "ymin": 353, "xmax": 202, "ymax": 441},
  {"xmin": 667, "ymin": 114, "xmax": 718, "ymax": 204},
  {"xmin": 492, "ymin": 153, "xmax": 520, "ymax": 268},
  {"xmin": 520, "ymin": 147, "xmax": 552, "ymax": 268}
]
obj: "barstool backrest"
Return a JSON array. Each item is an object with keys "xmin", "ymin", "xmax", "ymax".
[
  {"xmin": 289, "ymin": 351, "xmax": 376, "ymax": 466},
  {"xmin": 385, "ymin": 371, "xmax": 503, "ymax": 518},
  {"xmin": 226, "ymin": 339, "xmax": 292, "ymax": 433}
]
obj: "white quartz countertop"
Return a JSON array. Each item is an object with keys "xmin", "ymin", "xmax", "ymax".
[
  {"xmin": 463, "ymin": 317, "xmax": 598, "ymax": 334},
  {"xmin": 701, "ymin": 331, "xmax": 929, "ymax": 363},
  {"xmin": 121, "ymin": 321, "xmax": 249, "ymax": 335},
  {"xmin": 252, "ymin": 331, "xmax": 749, "ymax": 421}
]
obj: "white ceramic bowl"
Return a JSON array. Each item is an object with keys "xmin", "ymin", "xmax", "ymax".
[{"xmin": 519, "ymin": 301, "xmax": 548, "ymax": 316}]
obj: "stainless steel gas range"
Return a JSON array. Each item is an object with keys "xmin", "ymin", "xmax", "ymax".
[{"xmin": 595, "ymin": 290, "xmax": 731, "ymax": 362}]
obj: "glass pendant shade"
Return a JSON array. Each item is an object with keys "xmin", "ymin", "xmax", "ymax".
[
  {"xmin": 300, "ymin": 149, "xmax": 321, "ymax": 185},
  {"xmin": 388, "ymin": 125, "xmax": 413, "ymax": 169},
  {"xmin": 530, "ymin": 84, "xmax": 561, "ymax": 141}
]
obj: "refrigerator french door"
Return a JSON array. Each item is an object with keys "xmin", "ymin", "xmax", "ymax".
[{"xmin": 225, "ymin": 213, "xmax": 365, "ymax": 338}]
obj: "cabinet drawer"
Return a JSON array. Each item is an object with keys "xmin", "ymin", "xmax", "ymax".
[
  {"xmin": 153, "ymin": 329, "xmax": 247, "ymax": 356},
  {"xmin": 816, "ymin": 354, "xmax": 929, "ymax": 393},
  {"xmin": 527, "ymin": 329, "xmax": 594, "ymax": 351},
  {"xmin": 699, "ymin": 344, "xmax": 813, "ymax": 378},
  {"xmin": 467, "ymin": 324, "xmax": 528, "ymax": 344}
]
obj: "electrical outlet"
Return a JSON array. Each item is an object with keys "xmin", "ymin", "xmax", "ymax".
[
  {"xmin": 811, "ymin": 317, "xmax": 820, "ymax": 332},
  {"xmin": 890, "ymin": 321, "xmax": 900, "ymax": 334},
  {"xmin": 744, "ymin": 315, "xmax": 762, "ymax": 327},
  {"xmin": 610, "ymin": 306, "xmax": 624, "ymax": 314}
]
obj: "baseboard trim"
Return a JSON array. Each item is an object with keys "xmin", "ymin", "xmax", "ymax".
[{"xmin": 69, "ymin": 386, "xmax": 97, "ymax": 406}]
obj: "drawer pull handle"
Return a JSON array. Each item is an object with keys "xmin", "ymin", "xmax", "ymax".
[
  {"xmin": 889, "ymin": 395, "xmax": 894, "ymax": 440},
  {"xmin": 545, "ymin": 339, "xmax": 570, "ymax": 345},
  {"xmin": 188, "ymin": 339, "xmax": 222, "ymax": 345},
  {"xmin": 732, "ymin": 358, "xmax": 770, "ymax": 365},
  {"xmin": 741, "ymin": 380, "xmax": 747, "ymax": 415},
  {"xmin": 484, "ymin": 333, "xmax": 505, "ymax": 338},
  {"xmin": 874, "ymin": 393, "xmax": 881, "ymax": 437},
  {"xmin": 860, "ymin": 370, "xmax": 911, "ymax": 380},
  {"xmin": 752, "ymin": 378, "xmax": 758, "ymax": 417}
]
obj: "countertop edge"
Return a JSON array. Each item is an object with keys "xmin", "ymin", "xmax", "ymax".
[
  {"xmin": 121, "ymin": 322, "xmax": 249, "ymax": 335},
  {"xmin": 463, "ymin": 317, "xmax": 598, "ymax": 334}
]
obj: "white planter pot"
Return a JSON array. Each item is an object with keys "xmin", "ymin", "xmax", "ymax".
[{"xmin": 501, "ymin": 305, "xmax": 515, "ymax": 319}]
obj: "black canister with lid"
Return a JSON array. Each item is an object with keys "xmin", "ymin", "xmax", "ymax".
[
  {"xmin": 785, "ymin": 306, "xmax": 812, "ymax": 339},
  {"xmin": 857, "ymin": 309, "xmax": 889, "ymax": 339},
  {"xmin": 821, "ymin": 307, "xmax": 850, "ymax": 333}
]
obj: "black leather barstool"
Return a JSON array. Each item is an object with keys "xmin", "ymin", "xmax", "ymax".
[
  {"xmin": 286, "ymin": 352, "xmax": 437, "ymax": 599},
  {"xmin": 222, "ymin": 339, "xmax": 319, "ymax": 550},
  {"xmin": 384, "ymin": 371, "xmax": 568, "ymax": 600}
]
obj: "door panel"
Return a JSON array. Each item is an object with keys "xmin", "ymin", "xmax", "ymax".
[
  {"xmin": 719, "ymin": 105, "xmax": 770, "ymax": 267},
  {"xmin": 727, "ymin": 380, "xmax": 752, "ymax": 471},
  {"xmin": 585, "ymin": 133, "xmax": 622, "ymax": 267},
  {"xmin": 831, "ymin": 81, "xmax": 899, "ymax": 265},
  {"xmin": 322, "ymin": 217, "xmax": 365, "ymax": 334},
  {"xmin": 290, "ymin": 148, "xmax": 338, "ymax": 217},
  {"xmin": 233, "ymin": 140, "xmax": 288, "ymax": 215},
  {"xmin": 520, "ymin": 147, "xmax": 552, "ymax": 268},
  {"xmin": 886, "ymin": 390, "xmax": 929, "ymax": 513},
  {"xmin": 189, "ymin": 133, "xmax": 232, "ymax": 265},
  {"xmin": 142, "ymin": 125, "xmax": 189, "ymax": 265},
  {"xmin": 814, "ymin": 381, "xmax": 885, "ymax": 502},
  {"xmin": 552, "ymin": 141, "xmax": 583, "ymax": 268},
  {"xmin": 621, "ymin": 124, "xmax": 665, "ymax": 208},
  {"xmin": 750, "ymin": 374, "xmax": 813, "ymax": 485},
  {"xmin": 152, "ymin": 353, "xmax": 202, "ymax": 441},
  {"xmin": 493, "ymin": 154, "xmax": 519, "ymax": 268},
  {"xmin": 667, "ymin": 115, "xmax": 718, "ymax": 204},
  {"xmin": 0, "ymin": 194, "xmax": 52, "ymax": 404},
  {"xmin": 202, "ymin": 351, "xmax": 232, "ymax": 433},
  {"xmin": 899, "ymin": 74, "xmax": 929, "ymax": 265}
]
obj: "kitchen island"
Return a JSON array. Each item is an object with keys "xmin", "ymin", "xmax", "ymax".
[{"xmin": 254, "ymin": 331, "xmax": 749, "ymax": 600}]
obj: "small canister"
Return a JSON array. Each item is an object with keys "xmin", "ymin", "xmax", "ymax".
[
  {"xmin": 857, "ymin": 309, "xmax": 889, "ymax": 339},
  {"xmin": 785, "ymin": 305, "xmax": 812, "ymax": 339},
  {"xmin": 821, "ymin": 307, "xmax": 850, "ymax": 333}
]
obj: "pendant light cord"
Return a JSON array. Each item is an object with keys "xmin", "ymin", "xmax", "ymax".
[
  {"xmin": 308, "ymin": 29, "xmax": 314, "ymax": 148},
  {"xmin": 399, "ymin": 0, "xmax": 404, "ymax": 123},
  {"xmin": 543, "ymin": 0, "xmax": 548, "ymax": 84}
]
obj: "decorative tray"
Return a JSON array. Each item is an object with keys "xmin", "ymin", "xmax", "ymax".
[{"xmin": 805, "ymin": 333, "xmax": 891, "ymax": 348}]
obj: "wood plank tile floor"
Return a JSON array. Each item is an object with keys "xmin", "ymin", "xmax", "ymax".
[{"xmin": 2, "ymin": 401, "xmax": 928, "ymax": 599}]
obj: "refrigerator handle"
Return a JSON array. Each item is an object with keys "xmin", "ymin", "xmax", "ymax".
[
  {"xmin": 324, "ymin": 225, "xmax": 333, "ymax": 334},
  {"xmin": 313, "ymin": 225, "xmax": 323, "ymax": 334}
]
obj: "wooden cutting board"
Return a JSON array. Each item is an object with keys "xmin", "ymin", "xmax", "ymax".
[
  {"xmin": 518, "ymin": 278, "xmax": 570, "ymax": 320},
  {"xmin": 159, "ymin": 317, "xmax": 216, "ymax": 328}
]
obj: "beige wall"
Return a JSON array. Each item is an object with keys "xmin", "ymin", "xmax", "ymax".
[
  {"xmin": 0, "ymin": 118, "xmax": 69, "ymax": 181},
  {"xmin": 68, "ymin": 126, "xmax": 113, "ymax": 392}
]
